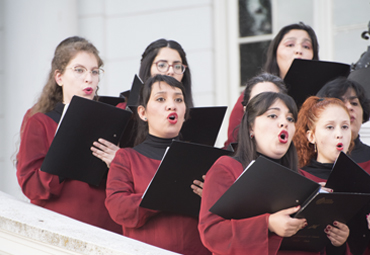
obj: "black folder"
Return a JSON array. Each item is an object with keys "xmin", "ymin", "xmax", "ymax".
[
  {"xmin": 210, "ymin": 156, "xmax": 321, "ymax": 220},
  {"xmin": 41, "ymin": 96, "xmax": 132, "ymax": 186},
  {"xmin": 325, "ymin": 152, "xmax": 370, "ymax": 255},
  {"xmin": 126, "ymin": 75, "xmax": 144, "ymax": 107},
  {"xmin": 97, "ymin": 96, "xmax": 125, "ymax": 106},
  {"xmin": 180, "ymin": 106, "xmax": 227, "ymax": 146},
  {"xmin": 326, "ymin": 152, "xmax": 370, "ymax": 193},
  {"xmin": 280, "ymin": 192, "xmax": 370, "ymax": 252},
  {"xmin": 210, "ymin": 156, "xmax": 370, "ymax": 252},
  {"xmin": 284, "ymin": 59, "xmax": 351, "ymax": 108},
  {"xmin": 118, "ymin": 75, "xmax": 144, "ymax": 148},
  {"xmin": 120, "ymin": 106, "xmax": 227, "ymax": 148},
  {"xmin": 120, "ymin": 90, "xmax": 130, "ymax": 102},
  {"xmin": 140, "ymin": 140, "xmax": 232, "ymax": 217}
]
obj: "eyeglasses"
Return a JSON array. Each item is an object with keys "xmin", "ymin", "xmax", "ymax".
[
  {"xmin": 154, "ymin": 61, "xmax": 187, "ymax": 74},
  {"xmin": 68, "ymin": 66, "xmax": 104, "ymax": 81}
]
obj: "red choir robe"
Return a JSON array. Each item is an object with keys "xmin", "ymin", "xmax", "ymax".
[
  {"xmin": 116, "ymin": 102, "xmax": 127, "ymax": 110},
  {"xmin": 105, "ymin": 136, "xmax": 210, "ymax": 255},
  {"xmin": 16, "ymin": 104, "xmax": 121, "ymax": 234},
  {"xmin": 198, "ymin": 155, "xmax": 318, "ymax": 255}
]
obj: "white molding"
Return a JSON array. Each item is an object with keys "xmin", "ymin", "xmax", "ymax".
[
  {"xmin": 213, "ymin": 0, "xmax": 239, "ymax": 147},
  {"xmin": 271, "ymin": 0, "xmax": 278, "ymax": 34},
  {"xmin": 360, "ymin": 122, "xmax": 370, "ymax": 146},
  {"xmin": 0, "ymin": 192, "xmax": 180, "ymax": 255},
  {"xmin": 238, "ymin": 34, "xmax": 274, "ymax": 44},
  {"xmin": 0, "ymin": 229, "xmax": 80, "ymax": 255},
  {"xmin": 313, "ymin": 0, "xmax": 333, "ymax": 60},
  {"xmin": 213, "ymin": 0, "xmax": 230, "ymax": 106},
  {"xmin": 227, "ymin": 0, "xmax": 241, "ymax": 104}
]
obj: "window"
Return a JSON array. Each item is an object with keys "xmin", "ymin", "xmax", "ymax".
[{"xmin": 238, "ymin": 0, "xmax": 273, "ymax": 86}]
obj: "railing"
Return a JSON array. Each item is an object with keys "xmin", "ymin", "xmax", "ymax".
[{"xmin": 0, "ymin": 191, "xmax": 180, "ymax": 255}]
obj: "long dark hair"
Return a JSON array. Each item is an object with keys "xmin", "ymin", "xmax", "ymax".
[
  {"xmin": 139, "ymin": 39, "xmax": 193, "ymax": 108},
  {"xmin": 316, "ymin": 77, "xmax": 370, "ymax": 124},
  {"xmin": 264, "ymin": 22, "xmax": 319, "ymax": 77},
  {"xmin": 134, "ymin": 74, "xmax": 188, "ymax": 145},
  {"xmin": 229, "ymin": 72, "xmax": 287, "ymax": 143},
  {"xmin": 241, "ymin": 72, "xmax": 288, "ymax": 106},
  {"xmin": 235, "ymin": 92, "xmax": 299, "ymax": 171}
]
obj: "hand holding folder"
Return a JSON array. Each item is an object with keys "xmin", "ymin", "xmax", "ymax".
[
  {"xmin": 41, "ymin": 96, "xmax": 132, "ymax": 186},
  {"xmin": 209, "ymin": 156, "xmax": 370, "ymax": 252}
]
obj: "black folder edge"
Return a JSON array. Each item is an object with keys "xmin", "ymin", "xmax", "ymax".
[
  {"xmin": 326, "ymin": 151, "xmax": 370, "ymax": 192},
  {"xmin": 97, "ymin": 96, "xmax": 126, "ymax": 106},
  {"xmin": 284, "ymin": 59, "xmax": 351, "ymax": 108},
  {"xmin": 40, "ymin": 96, "xmax": 132, "ymax": 186},
  {"xmin": 116, "ymin": 75, "xmax": 143, "ymax": 148},
  {"xmin": 180, "ymin": 106, "xmax": 227, "ymax": 147},
  {"xmin": 118, "ymin": 105, "xmax": 138, "ymax": 148},
  {"xmin": 126, "ymin": 74, "xmax": 144, "ymax": 107},
  {"xmin": 140, "ymin": 140, "xmax": 233, "ymax": 217},
  {"xmin": 120, "ymin": 90, "xmax": 130, "ymax": 101}
]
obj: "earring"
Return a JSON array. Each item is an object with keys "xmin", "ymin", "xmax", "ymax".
[
  {"xmin": 144, "ymin": 117, "xmax": 147, "ymax": 121},
  {"xmin": 314, "ymin": 143, "xmax": 317, "ymax": 153},
  {"xmin": 250, "ymin": 133, "xmax": 254, "ymax": 139}
]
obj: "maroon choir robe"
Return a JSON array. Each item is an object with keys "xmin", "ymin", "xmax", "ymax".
[
  {"xmin": 16, "ymin": 104, "xmax": 121, "ymax": 234},
  {"xmin": 199, "ymin": 155, "xmax": 322, "ymax": 255},
  {"xmin": 105, "ymin": 135, "xmax": 210, "ymax": 255}
]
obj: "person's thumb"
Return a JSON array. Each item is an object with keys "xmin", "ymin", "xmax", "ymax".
[{"xmin": 281, "ymin": 205, "xmax": 300, "ymax": 215}]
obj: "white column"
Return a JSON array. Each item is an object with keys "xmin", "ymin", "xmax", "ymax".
[
  {"xmin": 0, "ymin": 0, "xmax": 6, "ymax": 197},
  {"xmin": 3, "ymin": 0, "xmax": 78, "ymax": 199},
  {"xmin": 313, "ymin": 0, "xmax": 334, "ymax": 61}
]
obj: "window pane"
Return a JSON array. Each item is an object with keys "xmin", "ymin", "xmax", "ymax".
[
  {"xmin": 240, "ymin": 40, "xmax": 271, "ymax": 85},
  {"xmin": 239, "ymin": 0, "xmax": 272, "ymax": 37}
]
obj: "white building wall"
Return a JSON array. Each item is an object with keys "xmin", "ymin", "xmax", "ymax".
[
  {"xmin": 75, "ymin": 0, "xmax": 214, "ymax": 107},
  {"xmin": 331, "ymin": 0, "xmax": 370, "ymax": 145},
  {"xmin": 2, "ymin": 0, "xmax": 79, "ymax": 199}
]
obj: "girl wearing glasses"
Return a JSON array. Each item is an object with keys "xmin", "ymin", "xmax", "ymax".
[
  {"xmin": 139, "ymin": 38, "xmax": 193, "ymax": 108},
  {"xmin": 16, "ymin": 36, "xmax": 121, "ymax": 234},
  {"xmin": 105, "ymin": 74, "xmax": 210, "ymax": 255}
]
